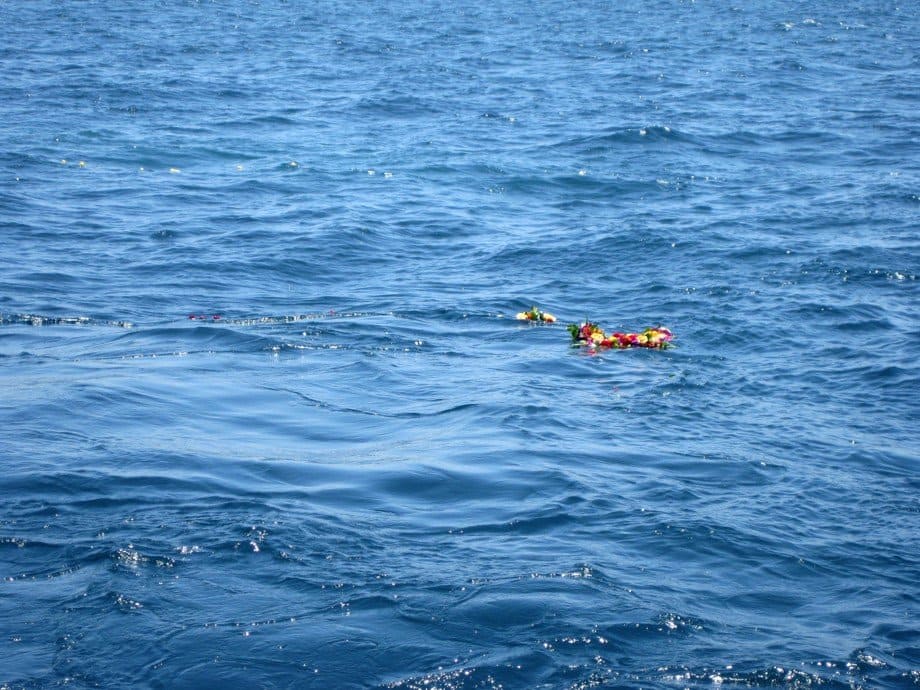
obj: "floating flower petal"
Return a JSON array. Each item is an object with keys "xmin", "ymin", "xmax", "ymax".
[{"xmin": 516, "ymin": 306, "xmax": 557, "ymax": 323}]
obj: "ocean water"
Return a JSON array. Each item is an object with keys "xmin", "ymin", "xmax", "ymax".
[{"xmin": 1, "ymin": 0, "xmax": 918, "ymax": 688}]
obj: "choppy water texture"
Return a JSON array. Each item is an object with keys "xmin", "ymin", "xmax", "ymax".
[{"xmin": 1, "ymin": 1, "xmax": 918, "ymax": 688}]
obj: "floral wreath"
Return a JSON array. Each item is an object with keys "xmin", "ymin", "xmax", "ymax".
[
  {"xmin": 567, "ymin": 321, "xmax": 672, "ymax": 349},
  {"xmin": 515, "ymin": 306, "xmax": 673, "ymax": 350}
]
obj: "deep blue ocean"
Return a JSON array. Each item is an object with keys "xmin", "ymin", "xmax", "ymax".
[{"xmin": 1, "ymin": 1, "xmax": 918, "ymax": 688}]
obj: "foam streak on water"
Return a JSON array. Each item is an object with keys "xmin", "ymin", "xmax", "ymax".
[{"xmin": 1, "ymin": 1, "xmax": 918, "ymax": 688}]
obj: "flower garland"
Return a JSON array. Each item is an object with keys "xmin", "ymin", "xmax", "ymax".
[
  {"xmin": 567, "ymin": 321, "xmax": 673, "ymax": 349},
  {"xmin": 515, "ymin": 306, "xmax": 557, "ymax": 323}
]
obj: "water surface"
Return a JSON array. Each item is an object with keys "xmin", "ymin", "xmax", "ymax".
[{"xmin": 1, "ymin": 1, "xmax": 918, "ymax": 688}]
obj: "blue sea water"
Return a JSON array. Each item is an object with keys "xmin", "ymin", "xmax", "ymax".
[{"xmin": 1, "ymin": 0, "xmax": 918, "ymax": 687}]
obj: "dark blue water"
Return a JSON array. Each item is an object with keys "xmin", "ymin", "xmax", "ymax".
[{"xmin": 1, "ymin": 1, "xmax": 918, "ymax": 688}]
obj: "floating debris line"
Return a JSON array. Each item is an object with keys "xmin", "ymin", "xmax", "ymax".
[
  {"xmin": 2, "ymin": 309, "xmax": 675, "ymax": 351},
  {"xmin": 0, "ymin": 313, "xmax": 134, "ymax": 328}
]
